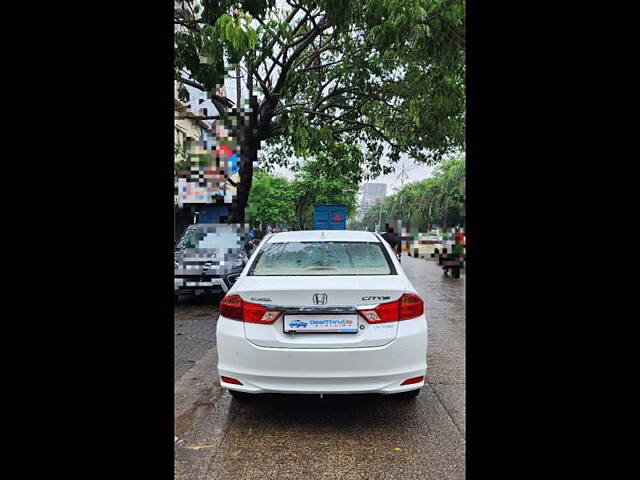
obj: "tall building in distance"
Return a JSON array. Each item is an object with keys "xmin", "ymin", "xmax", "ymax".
[{"xmin": 357, "ymin": 183, "xmax": 387, "ymax": 220}]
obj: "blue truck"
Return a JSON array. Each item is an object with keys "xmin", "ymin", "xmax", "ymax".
[
  {"xmin": 195, "ymin": 204, "xmax": 229, "ymax": 223},
  {"xmin": 313, "ymin": 204, "xmax": 347, "ymax": 230}
]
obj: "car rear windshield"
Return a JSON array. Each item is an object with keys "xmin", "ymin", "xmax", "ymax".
[{"xmin": 249, "ymin": 241, "xmax": 394, "ymax": 276}]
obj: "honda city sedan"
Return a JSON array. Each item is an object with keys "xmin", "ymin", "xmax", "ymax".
[{"xmin": 216, "ymin": 230, "xmax": 427, "ymax": 399}]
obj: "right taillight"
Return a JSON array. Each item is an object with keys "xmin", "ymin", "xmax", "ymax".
[
  {"xmin": 219, "ymin": 294, "xmax": 283, "ymax": 324},
  {"xmin": 399, "ymin": 293, "xmax": 424, "ymax": 320},
  {"xmin": 358, "ymin": 293, "xmax": 424, "ymax": 323}
]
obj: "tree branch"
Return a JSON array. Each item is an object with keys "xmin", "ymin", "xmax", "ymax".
[
  {"xmin": 303, "ymin": 108, "xmax": 406, "ymax": 150},
  {"xmin": 174, "ymin": 18, "xmax": 202, "ymax": 31},
  {"xmin": 177, "ymin": 77, "xmax": 235, "ymax": 110},
  {"xmin": 335, "ymin": 98, "xmax": 371, "ymax": 120},
  {"xmin": 313, "ymin": 86, "xmax": 355, "ymax": 110},
  {"xmin": 273, "ymin": 16, "xmax": 331, "ymax": 94},
  {"xmin": 254, "ymin": 7, "xmax": 301, "ymax": 72},
  {"xmin": 175, "ymin": 114, "xmax": 220, "ymax": 120},
  {"xmin": 251, "ymin": 67, "xmax": 271, "ymax": 95},
  {"xmin": 292, "ymin": 42, "xmax": 341, "ymax": 71},
  {"xmin": 296, "ymin": 58, "xmax": 343, "ymax": 73},
  {"xmin": 313, "ymin": 73, "xmax": 343, "ymax": 108}
]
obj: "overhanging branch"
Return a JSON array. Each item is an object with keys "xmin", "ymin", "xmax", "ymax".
[
  {"xmin": 273, "ymin": 16, "xmax": 331, "ymax": 94},
  {"xmin": 178, "ymin": 78, "xmax": 235, "ymax": 109}
]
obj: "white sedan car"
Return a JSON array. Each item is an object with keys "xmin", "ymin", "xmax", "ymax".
[{"xmin": 216, "ymin": 230, "xmax": 427, "ymax": 399}]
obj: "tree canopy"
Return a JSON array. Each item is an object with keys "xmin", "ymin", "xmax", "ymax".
[{"xmin": 175, "ymin": 0, "xmax": 465, "ymax": 221}]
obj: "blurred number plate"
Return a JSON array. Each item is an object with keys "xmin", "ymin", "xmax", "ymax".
[{"xmin": 284, "ymin": 314, "xmax": 358, "ymax": 333}]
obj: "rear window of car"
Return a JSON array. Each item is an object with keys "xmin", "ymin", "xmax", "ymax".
[{"xmin": 249, "ymin": 241, "xmax": 395, "ymax": 276}]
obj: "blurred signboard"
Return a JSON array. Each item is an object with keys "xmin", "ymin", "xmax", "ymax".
[{"xmin": 176, "ymin": 133, "xmax": 240, "ymax": 206}]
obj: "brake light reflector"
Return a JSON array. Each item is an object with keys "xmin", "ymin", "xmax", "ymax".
[
  {"xmin": 219, "ymin": 294, "xmax": 283, "ymax": 324},
  {"xmin": 220, "ymin": 376, "xmax": 243, "ymax": 385},
  {"xmin": 357, "ymin": 294, "xmax": 424, "ymax": 324},
  {"xmin": 401, "ymin": 376, "xmax": 424, "ymax": 386}
]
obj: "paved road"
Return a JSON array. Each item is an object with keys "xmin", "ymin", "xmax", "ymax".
[
  {"xmin": 175, "ymin": 295, "xmax": 221, "ymax": 379},
  {"xmin": 174, "ymin": 254, "xmax": 465, "ymax": 479}
]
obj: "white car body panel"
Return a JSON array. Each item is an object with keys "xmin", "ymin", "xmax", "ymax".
[
  {"xmin": 216, "ymin": 230, "xmax": 428, "ymax": 395},
  {"xmin": 238, "ymin": 275, "xmax": 406, "ymax": 348}
]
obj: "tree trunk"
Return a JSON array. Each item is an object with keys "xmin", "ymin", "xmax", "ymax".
[
  {"xmin": 442, "ymin": 195, "xmax": 449, "ymax": 232},
  {"xmin": 228, "ymin": 82, "xmax": 280, "ymax": 223},
  {"xmin": 295, "ymin": 193, "xmax": 310, "ymax": 230},
  {"xmin": 228, "ymin": 97, "xmax": 257, "ymax": 223}
]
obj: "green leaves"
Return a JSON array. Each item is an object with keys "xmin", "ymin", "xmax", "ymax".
[
  {"xmin": 176, "ymin": 0, "xmax": 465, "ymax": 219},
  {"xmin": 210, "ymin": 11, "xmax": 257, "ymax": 63},
  {"xmin": 247, "ymin": 29, "xmax": 258, "ymax": 49},
  {"xmin": 247, "ymin": 171, "xmax": 298, "ymax": 229}
]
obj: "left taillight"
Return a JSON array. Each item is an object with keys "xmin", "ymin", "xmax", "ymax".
[
  {"xmin": 219, "ymin": 294, "xmax": 243, "ymax": 320},
  {"xmin": 219, "ymin": 294, "xmax": 283, "ymax": 324},
  {"xmin": 357, "ymin": 293, "xmax": 424, "ymax": 324}
]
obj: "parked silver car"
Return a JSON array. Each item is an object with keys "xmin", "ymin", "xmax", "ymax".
[{"xmin": 174, "ymin": 224, "xmax": 254, "ymax": 301}]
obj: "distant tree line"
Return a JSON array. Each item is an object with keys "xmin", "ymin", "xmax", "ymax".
[
  {"xmin": 349, "ymin": 155, "xmax": 465, "ymax": 234},
  {"xmin": 247, "ymin": 154, "xmax": 360, "ymax": 232}
]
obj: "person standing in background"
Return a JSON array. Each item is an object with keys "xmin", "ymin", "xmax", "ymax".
[{"xmin": 380, "ymin": 225, "xmax": 400, "ymax": 260}]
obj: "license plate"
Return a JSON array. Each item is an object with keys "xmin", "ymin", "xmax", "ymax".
[{"xmin": 283, "ymin": 314, "xmax": 359, "ymax": 333}]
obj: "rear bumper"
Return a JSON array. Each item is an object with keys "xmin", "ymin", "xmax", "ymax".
[
  {"xmin": 216, "ymin": 316, "xmax": 427, "ymax": 394},
  {"xmin": 174, "ymin": 276, "xmax": 229, "ymax": 293}
]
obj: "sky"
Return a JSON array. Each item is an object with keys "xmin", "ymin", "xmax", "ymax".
[{"xmin": 271, "ymin": 155, "xmax": 434, "ymax": 195}]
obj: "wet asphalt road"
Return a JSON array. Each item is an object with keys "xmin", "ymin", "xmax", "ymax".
[{"xmin": 175, "ymin": 254, "xmax": 465, "ymax": 479}]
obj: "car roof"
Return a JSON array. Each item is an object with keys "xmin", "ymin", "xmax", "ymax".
[{"xmin": 267, "ymin": 230, "xmax": 380, "ymax": 243}]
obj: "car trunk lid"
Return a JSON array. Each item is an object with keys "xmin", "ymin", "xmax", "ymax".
[{"xmin": 235, "ymin": 275, "xmax": 406, "ymax": 348}]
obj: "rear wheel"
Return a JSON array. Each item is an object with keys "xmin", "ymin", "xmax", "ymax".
[{"xmin": 397, "ymin": 388, "xmax": 421, "ymax": 399}]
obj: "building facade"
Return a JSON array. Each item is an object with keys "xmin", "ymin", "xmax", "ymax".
[{"xmin": 357, "ymin": 182, "xmax": 387, "ymax": 220}]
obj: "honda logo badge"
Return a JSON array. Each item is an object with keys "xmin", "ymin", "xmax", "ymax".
[{"xmin": 313, "ymin": 293, "xmax": 328, "ymax": 305}]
